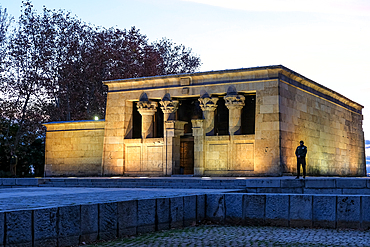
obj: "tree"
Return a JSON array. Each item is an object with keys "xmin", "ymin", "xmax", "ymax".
[
  {"xmin": 0, "ymin": 0, "xmax": 201, "ymax": 176},
  {"xmin": 1, "ymin": 1, "xmax": 49, "ymax": 163},
  {"xmin": 153, "ymin": 38, "xmax": 201, "ymax": 75},
  {"xmin": 0, "ymin": 5, "xmax": 12, "ymax": 68}
]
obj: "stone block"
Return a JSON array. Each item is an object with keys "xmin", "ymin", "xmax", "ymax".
[
  {"xmin": 170, "ymin": 197, "xmax": 184, "ymax": 228},
  {"xmin": 337, "ymin": 196, "xmax": 361, "ymax": 228},
  {"xmin": 15, "ymin": 178, "xmax": 39, "ymax": 186},
  {"xmin": 312, "ymin": 196, "xmax": 336, "ymax": 228},
  {"xmin": 361, "ymin": 196, "xmax": 370, "ymax": 229},
  {"xmin": 225, "ymin": 194, "xmax": 244, "ymax": 225},
  {"xmin": 137, "ymin": 199, "xmax": 156, "ymax": 234},
  {"xmin": 99, "ymin": 202, "xmax": 118, "ymax": 240},
  {"xmin": 196, "ymin": 195, "xmax": 206, "ymax": 221},
  {"xmin": 244, "ymin": 194, "xmax": 265, "ymax": 226},
  {"xmin": 80, "ymin": 204, "xmax": 98, "ymax": 243},
  {"xmin": 58, "ymin": 205, "xmax": 81, "ymax": 247},
  {"xmin": 33, "ymin": 207, "xmax": 58, "ymax": 247},
  {"xmin": 336, "ymin": 179, "xmax": 367, "ymax": 189},
  {"xmin": 256, "ymin": 188, "xmax": 282, "ymax": 193},
  {"xmin": 280, "ymin": 179, "xmax": 304, "ymax": 188},
  {"xmin": 156, "ymin": 198, "xmax": 170, "ymax": 230},
  {"xmin": 245, "ymin": 188, "xmax": 257, "ymax": 193},
  {"xmin": 5, "ymin": 210, "xmax": 32, "ymax": 247},
  {"xmin": 342, "ymin": 188, "xmax": 370, "ymax": 195},
  {"xmin": 183, "ymin": 195, "xmax": 196, "ymax": 226},
  {"xmin": 206, "ymin": 194, "xmax": 225, "ymax": 223},
  {"xmin": 245, "ymin": 179, "xmax": 280, "ymax": 188},
  {"xmin": 0, "ymin": 212, "xmax": 4, "ymax": 247},
  {"xmin": 281, "ymin": 188, "xmax": 303, "ymax": 194},
  {"xmin": 305, "ymin": 179, "xmax": 336, "ymax": 188},
  {"xmin": 118, "ymin": 200, "xmax": 137, "ymax": 237},
  {"xmin": 289, "ymin": 195, "xmax": 312, "ymax": 227},
  {"xmin": 265, "ymin": 194, "xmax": 289, "ymax": 227},
  {"xmin": 2, "ymin": 178, "xmax": 15, "ymax": 186},
  {"xmin": 304, "ymin": 188, "xmax": 342, "ymax": 194}
]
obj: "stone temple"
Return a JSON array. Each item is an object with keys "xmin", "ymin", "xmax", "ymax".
[{"xmin": 43, "ymin": 65, "xmax": 366, "ymax": 177}]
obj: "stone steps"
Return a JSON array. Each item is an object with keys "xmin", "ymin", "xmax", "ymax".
[{"xmin": 2, "ymin": 177, "xmax": 370, "ymax": 195}]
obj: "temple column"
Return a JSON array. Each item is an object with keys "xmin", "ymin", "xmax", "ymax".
[
  {"xmin": 160, "ymin": 97, "xmax": 186, "ymax": 175},
  {"xmin": 137, "ymin": 101, "xmax": 157, "ymax": 138},
  {"xmin": 192, "ymin": 119, "xmax": 205, "ymax": 176},
  {"xmin": 198, "ymin": 97, "xmax": 218, "ymax": 136},
  {"xmin": 224, "ymin": 94, "xmax": 245, "ymax": 135},
  {"xmin": 160, "ymin": 98, "xmax": 179, "ymax": 122}
]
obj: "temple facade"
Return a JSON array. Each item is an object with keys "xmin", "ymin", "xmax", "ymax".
[{"xmin": 43, "ymin": 65, "xmax": 366, "ymax": 177}]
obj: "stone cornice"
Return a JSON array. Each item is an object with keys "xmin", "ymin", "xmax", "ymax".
[
  {"xmin": 42, "ymin": 120, "xmax": 105, "ymax": 132},
  {"xmin": 103, "ymin": 65, "xmax": 363, "ymax": 112}
]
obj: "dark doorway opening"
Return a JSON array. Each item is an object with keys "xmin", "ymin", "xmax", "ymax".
[
  {"xmin": 241, "ymin": 94, "xmax": 256, "ymax": 134},
  {"xmin": 153, "ymin": 100, "xmax": 164, "ymax": 138},
  {"xmin": 214, "ymin": 96, "xmax": 229, "ymax": 136},
  {"xmin": 176, "ymin": 97, "xmax": 202, "ymax": 135},
  {"xmin": 132, "ymin": 102, "xmax": 142, "ymax": 139}
]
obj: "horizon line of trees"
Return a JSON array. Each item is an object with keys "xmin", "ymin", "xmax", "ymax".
[{"xmin": 0, "ymin": 1, "xmax": 201, "ymax": 177}]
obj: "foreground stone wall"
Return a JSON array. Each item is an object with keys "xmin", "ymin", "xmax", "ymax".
[
  {"xmin": 2, "ymin": 192, "xmax": 370, "ymax": 246},
  {"xmin": 279, "ymin": 70, "xmax": 365, "ymax": 176},
  {"xmin": 207, "ymin": 193, "xmax": 370, "ymax": 229},
  {"xmin": 43, "ymin": 121, "xmax": 105, "ymax": 176},
  {"xmin": 0, "ymin": 195, "xmax": 204, "ymax": 247}
]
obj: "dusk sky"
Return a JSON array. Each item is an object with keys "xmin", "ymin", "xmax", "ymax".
[{"xmin": 2, "ymin": 0, "xmax": 370, "ymax": 169}]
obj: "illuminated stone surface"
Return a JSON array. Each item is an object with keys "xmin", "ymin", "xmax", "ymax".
[{"xmin": 43, "ymin": 65, "xmax": 365, "ymax": 177}]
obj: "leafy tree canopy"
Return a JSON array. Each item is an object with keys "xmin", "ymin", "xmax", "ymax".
[{"xmin": 0, "ymin": 1, "xmax": 201, "ymax": 176}]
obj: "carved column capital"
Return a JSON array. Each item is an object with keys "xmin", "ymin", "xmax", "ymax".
[
  {"xmin": 159, "ymin": 99, "xmax": 179, "ymax": 114},
  {"xmin": 198, "ymin": 97, "xmax": 218, "ymax": 112},
  {"xmin": 224, "ymin": 94, "xmax": 245, "ymax": 110},
  {"xmin": 137, "ymin": 101, "xmax": 158, "ymax": 116}
]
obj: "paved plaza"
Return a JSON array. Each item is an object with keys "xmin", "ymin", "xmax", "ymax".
[
  {"xmin": 82, "ymin": 225, "xmax": 370, "ymax": 247},
  {"xmin": 1, "ymin": 179, "xmax": 370, "ymax": 247},
  {"xmin": 0, "ymin": 187, "xmax": 237, "ymax": 211}
]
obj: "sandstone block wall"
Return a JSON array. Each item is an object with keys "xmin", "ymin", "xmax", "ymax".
[
  {"xmin": 124, "ymin": 138, "xmax": 166, "ymax": 176},
  {"xmin": 101, "ymin": 93, "xmax": 129, "ymax": 175},
  {"xmin": 202, "ymin": 135, "xmax": 255, "ymax": 176},
  {"xmin": 42, "ymin": 65, "xmax": 363, "ymax": 177},
  {"xmin": 101, "ymin": 66, "xmax": 364, "ymax": 176},
  {"xmin": 279, "ymin": 71, "xmax": 365, "ymax": 176},
  {"xmin": 43, "ymin": 121, "xmax": 105, "ymax": 176}
]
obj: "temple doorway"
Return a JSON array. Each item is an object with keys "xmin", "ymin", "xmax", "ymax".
[{"xmin": 180, "ymin": 137, "xmax": 194, "ymax": 175}]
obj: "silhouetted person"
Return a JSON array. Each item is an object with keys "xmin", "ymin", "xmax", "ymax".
[{"xmin": 295, "ymin": 140, "xmax": 307, "ymax": 179}]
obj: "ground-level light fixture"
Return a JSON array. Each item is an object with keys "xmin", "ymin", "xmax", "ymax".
[{"xmin": 94, "ymin": 116, "xmax": 99, "ymax": 120}]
